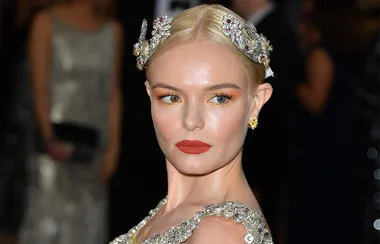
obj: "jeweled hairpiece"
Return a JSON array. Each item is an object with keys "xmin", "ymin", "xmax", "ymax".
[
  {"xmin": 221, "ymin": 14, "xmax": 274, "ymax": 78},
  {"xmin": 133, "ymin": 14, "xmax": 274, "ymax": 78},
  {"xmin": 133, "ymin": 15, "xmax": 173, "ymax": 70}
]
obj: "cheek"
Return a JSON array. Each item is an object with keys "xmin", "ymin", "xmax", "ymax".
[
  {"xmin": 205, "ymin": 102, "xmax": 248, "ymax": 143},
  {"xmin": 151, "ymin": 102, "xmax": 181, "ymax": 142}
]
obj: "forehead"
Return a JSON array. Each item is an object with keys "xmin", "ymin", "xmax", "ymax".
[{"xmin": 148, "ymin": 41, "xmax": 249, "ymax": 89}]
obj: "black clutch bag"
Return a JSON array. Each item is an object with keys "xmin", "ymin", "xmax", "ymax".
[{"xmin": 37, "ymin": 122, "xmax": 100, "ymax": 163}]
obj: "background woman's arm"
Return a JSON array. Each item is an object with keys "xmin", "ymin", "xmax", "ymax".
[
  {"xmin": 100, "ymin": 20, "xmax": 123, "ymax": 182},
  {"xmin": 297, "ymin": 48, "xmax": 334, "ymax": 114},
  {"xmin": 108, "ymin": 20, "xmax": 123, "ymax": 155},
  {"xmin": 29, "ymin": 12, "xmax": 52, "ymax": 142}
]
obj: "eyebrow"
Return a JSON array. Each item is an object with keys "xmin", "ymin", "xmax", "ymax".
[
  {"xmin": 151, "ymin": 82, "xmax": 241, "ymax": 92},
  {"xmin": 205, "ymin": 83, "xmax": 241, "ymax": 91},
  {"xmin": 152, "ymin": 83, "xmax": 182, "ymax": 92}
]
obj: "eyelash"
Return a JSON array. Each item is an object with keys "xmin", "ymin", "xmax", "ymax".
[
  {"xmin": 157, "ymin": 93, "xmax": 177, "ymax": 100},
  {"xmin": 157, "ymin": 93, "xmax": 233, "ymax": 105},
  {"xmin": 157, "ymin": 93, "xmax": 180, "ymax": 104},
  {"xmin": 209, "ymin": 94, "xmax": 233, "ymax": 105}
]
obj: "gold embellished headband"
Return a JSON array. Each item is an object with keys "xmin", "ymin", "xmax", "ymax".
[{"xmin": 133, "ymin": 14, "xmax": 274, "ymax": 78}]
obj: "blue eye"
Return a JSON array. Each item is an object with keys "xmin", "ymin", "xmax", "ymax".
[
  {"xmin": 209, "ymin": 95, "xmax": 232, "ymax": 104},
  {"xmin": 160, "ymin": 95, "xmax": 181, "ymax": 104}
]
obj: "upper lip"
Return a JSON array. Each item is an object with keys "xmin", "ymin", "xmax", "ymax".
[{"xmin": 175, "ymin": 140, "xmax": 211, "ymax": 147}]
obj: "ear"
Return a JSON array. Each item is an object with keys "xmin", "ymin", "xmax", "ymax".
[
  {"xmin": 249, "ymin": 82, "xmax": 273, "ymax": 118},
  {"xmin": 145, "ymin": 80, "xmax": 151, "ymax": 98}
]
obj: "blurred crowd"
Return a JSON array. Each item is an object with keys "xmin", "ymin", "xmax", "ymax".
[{"xmin": 0, "ymin": 0, "xmax": 379, "ymax": 244}]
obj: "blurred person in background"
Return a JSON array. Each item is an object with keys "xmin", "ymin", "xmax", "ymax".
[
  {"xmin": 231, "ymin": 0, "xmax": 303, "ymax": 243},
  {"xmin": 352, "ymin": 0, "xmax": 380, "ymax": 243},
  {"xmin": 0, "ymin": 1, "xmax": 54, "ymax": 244},
  {"xmin": 288, "ymin": 0, "xmax": 362, "ymax": 243},
  {"xmin": 18, "ymin": 0, "xmax": 123, "ymax": 243}
]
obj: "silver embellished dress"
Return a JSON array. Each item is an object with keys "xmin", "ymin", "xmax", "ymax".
[
  {"xmin": 19, "ymin": 12, "xmax": 115, "ymax": 244},
  {"xmin": 110, "ymin": 197, "xmax": 274, "ymax": 244}
]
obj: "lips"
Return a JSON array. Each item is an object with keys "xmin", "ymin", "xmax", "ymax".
[{"xmin": 175, "ymin": 140, "xmax": 211, "ymax": 154}]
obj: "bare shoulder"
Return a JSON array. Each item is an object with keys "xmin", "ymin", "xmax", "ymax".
[
  {"xmin": 189, "ymin": 216, "xmax": 247, "ymax": 244},
  {"xmin": 30, "ymin": 10, "xmax": 52, "ymax": 34},
  {"xmin": 110, "ymin": 19, "xmax": 123, "ymax": 39}
]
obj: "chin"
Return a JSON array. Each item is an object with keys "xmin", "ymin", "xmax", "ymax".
[
  {"xmin": 172, "ymin": 163, "xmax": 220, "ymax": 176},
  {"xmin": 166, "ymin": 152, "xmax": 225, "ymax": 176}
]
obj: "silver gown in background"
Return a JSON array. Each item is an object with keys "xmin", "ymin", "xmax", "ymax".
[{"xmin": 19, "ymin": 12, "xmax": 115, "ymax": 244}]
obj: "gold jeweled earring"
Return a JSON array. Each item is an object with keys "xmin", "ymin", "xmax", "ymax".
[{"xmin": 248, "ymin": 117, "xmax": 258, "ymax": 130}]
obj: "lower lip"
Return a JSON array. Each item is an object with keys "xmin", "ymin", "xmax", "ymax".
[{"xmin": 176, "ymin": 145, "xmax": 211, "ymax": 154}]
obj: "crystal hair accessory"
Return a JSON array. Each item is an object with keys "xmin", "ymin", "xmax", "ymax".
[
  {"xmin": 133, "ymin": 14, "xmax": 274, "ymax": 78},
  {"xmin": 221, "ymin": 14, "xmax": 274, "ymax": 78},
  {"xmin": 133, "ymin": 15, "xmax": 174, "ymax": 70}
]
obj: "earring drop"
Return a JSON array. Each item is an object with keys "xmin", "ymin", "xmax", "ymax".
[{"xmin": 248, "ymin": 117, "xmax": 258, "ymax": 130}]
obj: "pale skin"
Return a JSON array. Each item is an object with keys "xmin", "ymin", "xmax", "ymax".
[
  {"xmin": 136, "ymin": 40, "xmax": 272, "ymax": 244},
  {"xmin": 29, "ymin": 0, "xmax": 123, "ymax": 182}
]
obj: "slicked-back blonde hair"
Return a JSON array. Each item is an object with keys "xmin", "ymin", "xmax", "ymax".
[{"xmin": 146, "ymin": 4, "xmax": 266, "ymax": 85}]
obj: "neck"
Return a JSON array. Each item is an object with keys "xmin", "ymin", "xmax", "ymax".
[
  {"xmin": 164, "ymin": 152, "xmax": 252, "ymax": 211},
  {"xmin": 247, "ymin": 0, "xmax": 272, "ymax": 18}
]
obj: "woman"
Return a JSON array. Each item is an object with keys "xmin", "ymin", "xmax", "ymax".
[
  {"xmin": 0, "ymin": 0, "xmax": 54, "ymax": 240},
  {"xmin": 111, "ymin": 4, "xmax": 273, "ymax": 244},
  {"xmin": 19, "ymin": 0, "xmax": 123, "ymax": 243}
]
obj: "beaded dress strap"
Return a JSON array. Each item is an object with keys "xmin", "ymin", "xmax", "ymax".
[{"xmin": 110, "ymin": 199, "xmax": 274, "ymax": 244}]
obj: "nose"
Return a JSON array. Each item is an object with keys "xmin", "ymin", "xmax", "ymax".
[{"xmin": 182, "ymin": 100, "xmax": 205, "ymax": 131}]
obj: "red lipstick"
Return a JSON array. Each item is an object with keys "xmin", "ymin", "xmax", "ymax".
[{"xmin": 175, "ymin": 140, "xmax": 211, "ymax": 154}]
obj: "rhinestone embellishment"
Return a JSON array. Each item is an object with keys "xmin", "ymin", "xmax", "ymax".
[
  {"xmin": 133, "ymin": 13, "xmax": 274, "ymax": 78},
  {"xmin": 109, "ymin": 197, "xmax": 274, "ymax": 244},
  {"xmin": 245, "ymin": 233, "xmax": 254, "ymax": 243},
  {"xmin": 133, "ymin": 15, "xmax": 173, "ymax": 70},
  {"xmin": 221, "ymin": 14, "xmax": 274, "ymax": 78}
]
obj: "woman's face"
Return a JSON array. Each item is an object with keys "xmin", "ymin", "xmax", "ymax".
[{"xmin": 146, "ymin": 40, "xmax": 271, "ymax": 175}]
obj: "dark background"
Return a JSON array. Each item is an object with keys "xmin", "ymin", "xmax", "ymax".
[{"xmin": 0, "ymin": 0, "xmax": 379, "ymax": 244}]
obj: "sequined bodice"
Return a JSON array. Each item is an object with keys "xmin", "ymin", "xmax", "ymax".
[
  {"xmin": 49, "ymin": 13, "xmax": 114, "ymax": 136},
  {"xmin": 110, "ymin": 197, "xmax": 273, "ymax": 244}
]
